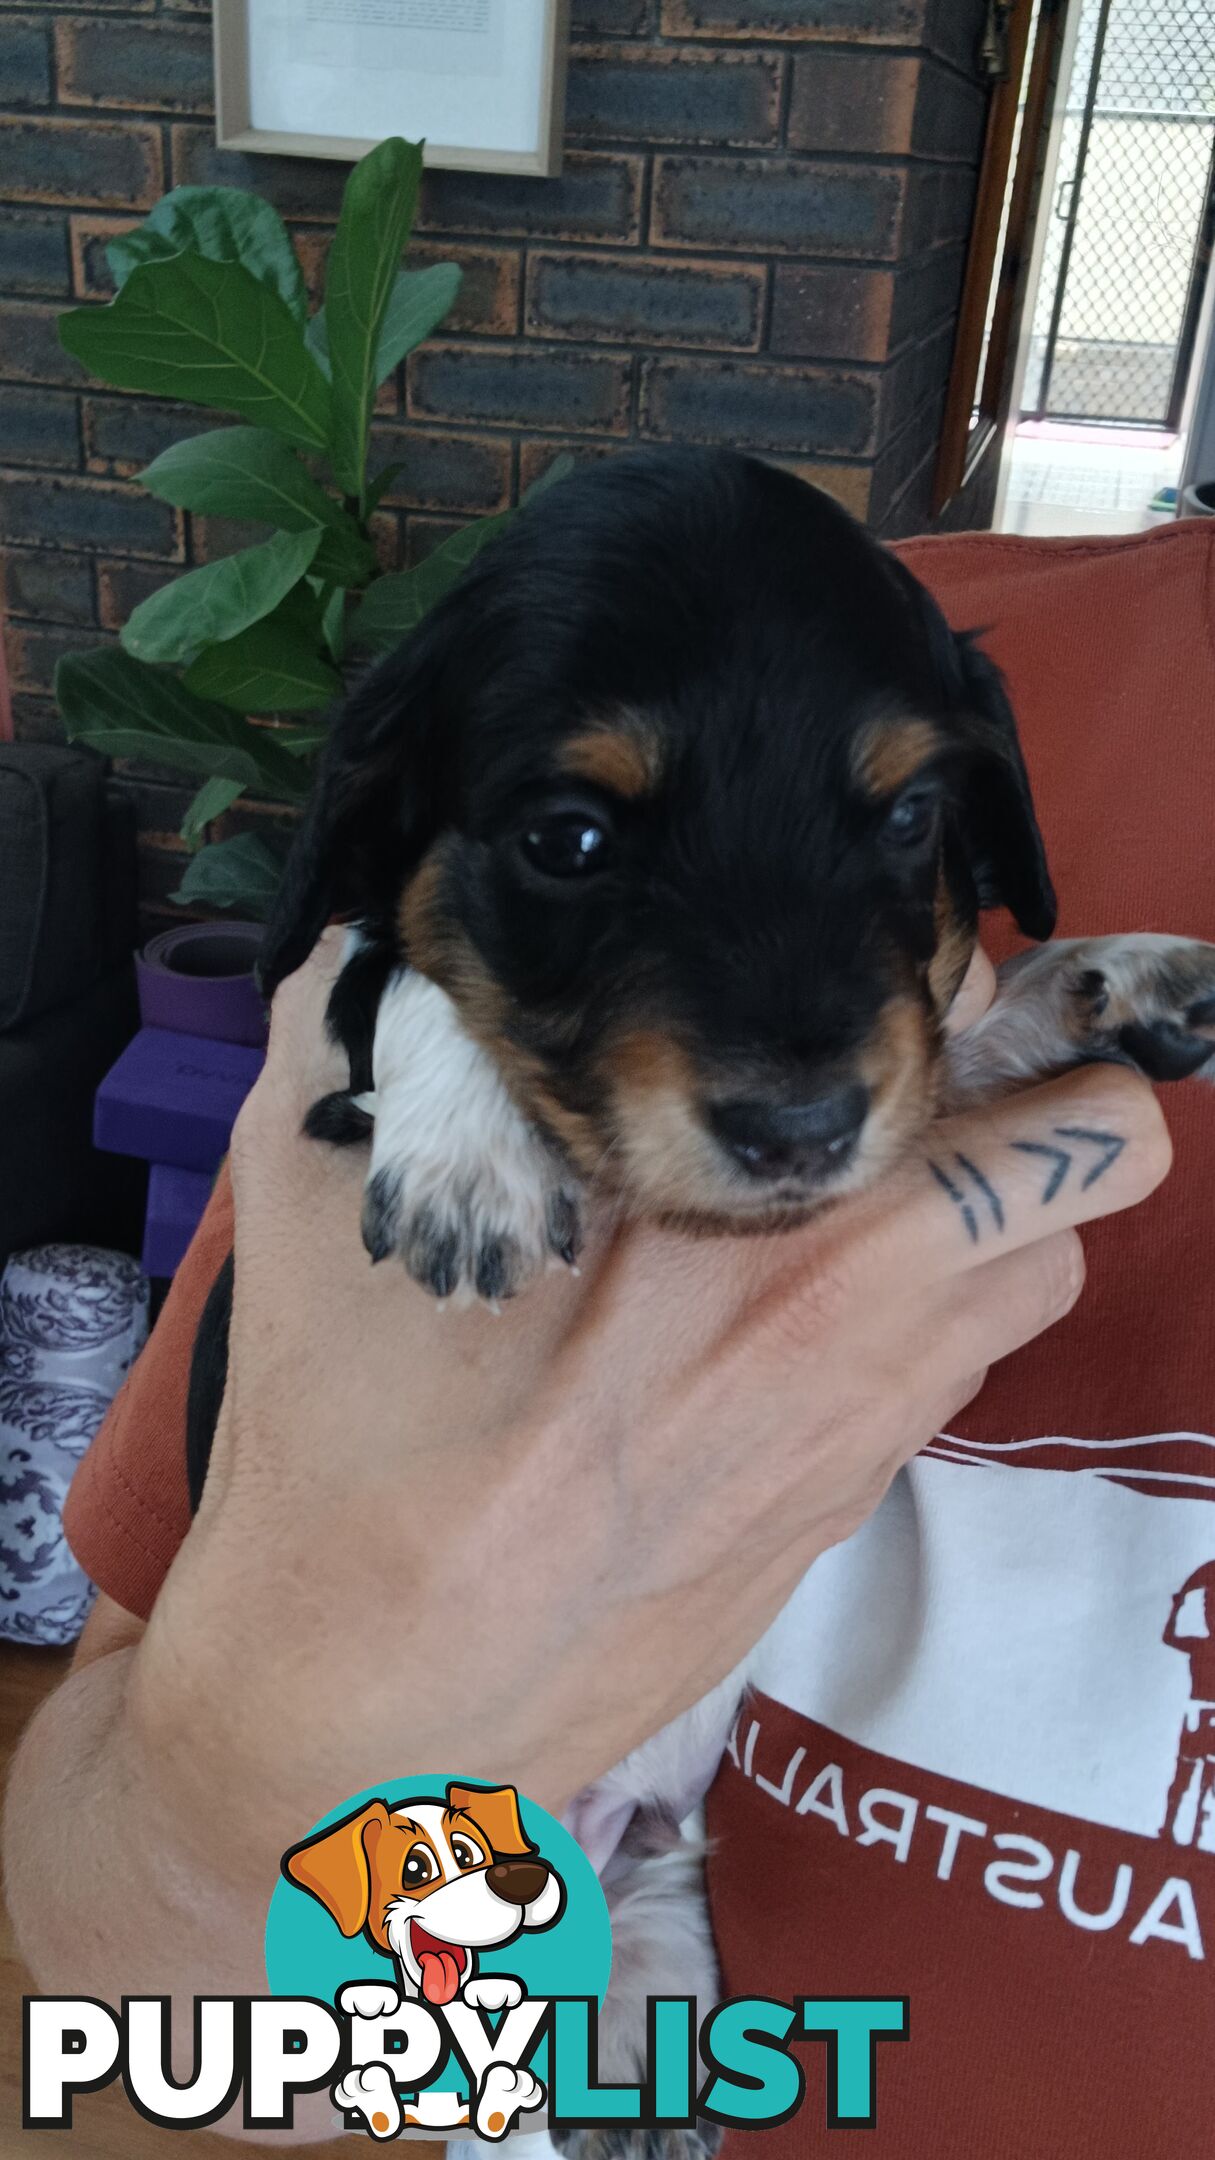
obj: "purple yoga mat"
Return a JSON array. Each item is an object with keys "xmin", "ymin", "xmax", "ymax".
[{"xmin": 136, "ymin": 921, "xmax": 267, "ymax": 1047}]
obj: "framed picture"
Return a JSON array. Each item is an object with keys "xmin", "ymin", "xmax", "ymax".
[{"xmin": 213, "ymin": 0, "xmax": 570, "ymax": 176}]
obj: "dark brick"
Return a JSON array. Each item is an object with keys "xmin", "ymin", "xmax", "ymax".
[
  {"xmin": 3, "ymin": 547, "xmax": 95, "ymax": 626},
  {"xmin": 97, "ymin": 557, "xmax": 176, "ymax": 629},
  {"xmin": 56, "ymin": 18, "xmax": 215, "ymax": 114},
  {"xmin": 0, "ymin": 117, "xmax": 163, "ymax": 209},
  {"xmin": 418, "ymin": 152, "xmax": 643, "ymax": 246},
  {"xmin": 912, "ymin": 58, "xmax": 988, "ymax": 164},
  {"xmin": 0, "ymin": 387, "xmax": 80, "ymax": 470},
  {"xmin": 518, "ymin": 438, "xmax": 618, "ymax": 493},
  {"xmin": 788, "ymin": 53, "xmax": 922, "ymax": 155},
  {"xmin": 640, "ymin": 355, "xmax": 877, "ymax": 455},
  {"xmin": 566, "ymin": 47, "xmax": 782, "ymax": 148},
  {"xmin": 0, "ymin": 18, "xmax": 52, "ymax": 106},
  {"xmin": 905, "ymin": 162, "xmax": 976, "ymax": 252},
  {"xmin": 409, "ymin": 344, "xmax": 632, "ymax": 436},
  {"xmin": 121, "ymin": 773, "xmax": 198, "ymax": 843},
  {"xmin": 0, "ymin": 210, "xmax": 71, "ymax": 297},
  {"xmin": 69, "ymin": 213, "xmax": 136, "ymax": 299},
  {"xmin": 367, "ymin": 428, "xmax": 512, "ymax": 514},
  {"xmin": 661, "ymin": 0, "xmax": 927, "ymax": 39},
  {"xmin": 0, "ymin": 470, "xmax": 183, "ymax": 558},
  {"xmin": 82, "ymin": 396, "xmax": 222, "ymax": 477},
  {"xmin": 527, "ymin": 249, "xmax": 764, "ymax": 350},
  {"xmin": 889, "ymin": 241, "xmax": 967, "ymax": 351},
  {"xmin": 7, "ymin": 618, "xmax": 111, "ymax": 695},
  {"xmin": 769, "ymin": 262, "xmax": 895, "ymax": 361},
  {"xmin": 11, "ymin": 693, "xmax": 63, "ymax": 748},
  {"xmin": 170, "ymin": 127, "xmax": 347, "ymax": 219},
  {"xmin": 132, "ymin": 836, "xmax": 192, "ymax": 911},
  {"xmin": 410, "ymin": 242, "xmax": 522, "ymax": 337},
  {"xmin": 404, "ymin": 514, "xmax": 470, "ymax": 568},
  {"xmin": 766, "ymin": 455, "xmax": 871, "ymax": 520},
  {"xmin": 189, "ymin": 514, "xmax": 273, "ymax": 564},
  {"xmin": 924, "ymin": 0, "xmax": 986, "ymax": 77},
  {"xmin": 652, "ymin": 155, "xmax": 905, "ymax": 259},
  {"xmin": 0, "ymin": 301, "xmax": 90, "ymax": 388},
  {"xmin": 571, "ymin": 0, "xmax": 654, "ymax": 31}
]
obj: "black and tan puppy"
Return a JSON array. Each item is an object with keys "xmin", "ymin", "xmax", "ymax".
[
  {"xmin": 255, "ymin": 447, "xmax": 1213, "ymax": 1313},
  {"xmin": 191, "ymin": 450, "xmax": 1214, "ymax": 2160}
]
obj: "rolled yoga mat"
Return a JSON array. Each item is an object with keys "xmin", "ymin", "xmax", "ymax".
[
  {"xmin": 0, "ymin": 1244, "xmax": 148, "ymax": 1646},
  {"xmin": 136, "ymin": 920, "xmax": 267, "ymax": 1047}
]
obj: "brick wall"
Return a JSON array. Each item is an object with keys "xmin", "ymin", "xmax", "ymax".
[{"xmin": 0, "ymin": 0, "xmax": 993, "ymax": 932}]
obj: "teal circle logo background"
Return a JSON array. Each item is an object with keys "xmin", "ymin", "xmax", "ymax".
[{"xmin": 265, "ymin": 1778, "xmax": 610, "ymax": 2096}]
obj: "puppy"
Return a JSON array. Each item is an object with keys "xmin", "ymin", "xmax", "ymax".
[
  {"xmin": 192, "ymin": 449, "xmax": 1215, "ymax": 2159},
  {"xmin": 284, "ymin": 1782, "xmax": 562, "ymax": 2138}
]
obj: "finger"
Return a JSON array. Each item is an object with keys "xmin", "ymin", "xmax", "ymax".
[
  {"xmin": 861, "ymin": 1063, "xmax": 1171, "ymax": 1286},
  {"xmin": 932, "ymin": 1228, "xmax": 1085, "ymax": 1387},
  {"xmin": 944, "ymin": 947, "xmax": 996, "ymax": 1035},
  {"xmin": 236, "ymin": 927, "xmax": 351, "ymax": 1151}
]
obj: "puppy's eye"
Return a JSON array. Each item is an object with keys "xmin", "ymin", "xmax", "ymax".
[
  {"xmin": 451, "ymin": 1837, "xmax": 485, "ymax": 1872},
  {"xmin": 881, "ymin": 788, "xmax": 939, "ymax": 851},
  {"xmin": 519, "ymin": 813, "xmax": 612, "ymax": 880},
  {"xmin": 401, "ymin": 1843, "xmax": 436, "ymax": 1887}
]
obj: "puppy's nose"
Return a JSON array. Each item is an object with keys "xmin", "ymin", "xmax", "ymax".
[
  {"xmin": 486, "ymin": 1860, "xmax": 550, "ymax": 1906},
  {"xmin": 710, "ymin": 1085, "xmax": 869, "ymax": 1182}
]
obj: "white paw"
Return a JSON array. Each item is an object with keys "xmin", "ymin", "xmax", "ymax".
[
  {"xmin": 475, "ymin": 2061, "xmax": 545, "ymax": 2140},
  {"xmin": 334, "ymin": 2061, "xmax": 401, "ymax": 2139},
  {"xmin": 362, "ymin": 971, "xmax": 583, "ymax": 1302},
  {"xmin": 462, "ymin": 1974, "xmax": 524, "ymax": 2013},
  {"xmin": 339, "ymin": 1981, "xmax": 401, "ymax": 2022}
]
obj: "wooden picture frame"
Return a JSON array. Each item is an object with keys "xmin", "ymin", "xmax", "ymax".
[{"xmin": 214, "ymin": 0, "xmax": 569, "ymax": 177}]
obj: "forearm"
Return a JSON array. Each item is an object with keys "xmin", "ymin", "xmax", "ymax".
[{"xmin": 5, "ymin": 1643, "xmax": 268, "ymax": 2006}]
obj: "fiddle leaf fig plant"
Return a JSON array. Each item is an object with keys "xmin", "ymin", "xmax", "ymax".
[{"xmin": 53, "ymin": 136, "xmax": 564, "ymax": 918}]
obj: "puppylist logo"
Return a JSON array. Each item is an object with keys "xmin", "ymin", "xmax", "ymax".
[{"xmin": 24, "ymin": 1778, "xmax": 908, "ymax": 2137}]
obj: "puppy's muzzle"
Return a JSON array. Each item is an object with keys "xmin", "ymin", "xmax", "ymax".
[
  {"xmin": 709, "ymin": 1083, "xmax": 870, "ymax": 1184},
  {"xmin": 486, "ymin": 1859, "xmax": 551, "ymax": 1906}
]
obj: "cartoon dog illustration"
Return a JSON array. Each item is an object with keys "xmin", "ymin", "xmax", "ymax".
[{"xmin": 283, "ymin": 1782, "xmax": 563, "ymax": 2138}]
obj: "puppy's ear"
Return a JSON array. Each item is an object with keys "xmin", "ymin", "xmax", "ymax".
[
  {"xmin": 954, "ymin": 636, "xmax": 1057, "ymax": 941},
  {"xmin": 258, "ymin": 629, "xmax": 448, "ymax": 999},
  {"xmin": 281, "ymin": 1799, "xmax": 391, "ymax": 1937},
  {"xmin": 447, "ymin": 1783, "xmax": 535, "ymax": 1859}
]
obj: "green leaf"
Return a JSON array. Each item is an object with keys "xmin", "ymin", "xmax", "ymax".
[
  {"xmin": 122, "ymin": 529, "xmax": 322, "ymax": 667},
  {"xmin": 172, "ymin": 832, "xmax": 290, "ymax": 919},
  {"xmin": 276, "ymin": 718, "xmax": 331, "ymax": 758},
  {"xmin": 138, "ymin": 427, "xmax": 375, "ymax": 587},
  {"xmin": 60, "ymin": 254, "xmax": 330, "ymax": 452},
  {"xmin": 351, "ymin": 509, "xmax": 511, "ymax": 653},
  {"xmin": 324, "ymin": 136, "xmax": 424, "ymax": 506},
  {"xmin": 56, "ymin": 647, "xmax": 310, "ymax": 798},
  {"xmin": 524, "ymin": 451, "xmax": 576, "ymax": 502},
  {"xmin": 321, "ymin": 585, "xmax": 347, "ymax": 663},
  {"xmin": 308, "ymin": 260, "xmax": 460, "ymax": 389},
  {"xmin": 364, "ymin": 460, "xmax": 407, "ymax": 515},
  {"xmin": 181, "ymin": 774, "xmax": 246, "ymax": 848},
  {"xmin": 105, "ymin": 188, "xmax": 308, "ymax": 324},
  {"xmin": 182, "ymin": 588, "xmax": 342, "ymax": 712}
]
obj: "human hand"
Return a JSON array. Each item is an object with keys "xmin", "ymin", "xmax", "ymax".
[{"xmin": 136, "ymin": 936, "xmax": 1168, "ymax": 1889}]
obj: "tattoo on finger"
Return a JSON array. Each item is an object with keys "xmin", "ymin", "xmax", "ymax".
[{"xmin": 929, "ymin": 1127, "xmax": 1126, "ymax": 1245}]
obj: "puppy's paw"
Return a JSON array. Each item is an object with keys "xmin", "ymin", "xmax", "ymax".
[
  {"xmin": 362, "ymin": 971, "xmax": 582, "ymax": 1303},
  {"xmin": 333, "ymin": 2061, "xmax": 402, "ymax": 2139},
  {"xmin": 1050, "ymin": 935, "xmax": 1215, "ymax": 1082},
  {"xmin": 554, "ymin": 2125, "xmax": 723, "ymax": 2160},
  {"xmin": 475, "ymin": 2061, "xmax": 545, "ymax": 2140},
  {"xmin": 462, "ymin": 1974, "xmax": 525, "ymax": 2013},
  {"xmin": 338, "ymin": 1981, "xmax": 401, "ymax": 2022},
  {"xmin": 362, "ymin": 1158, "xmax": 583, "ymax": 1304}
]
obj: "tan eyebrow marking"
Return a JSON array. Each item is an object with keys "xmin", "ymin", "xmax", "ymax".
[
  {"xmin": 562, "ymin": 721, "xmax": 661, "ymax": 799},
  {"xmin": 853, "ymin": 717, "xmax": 944, "ymax": 799}
]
